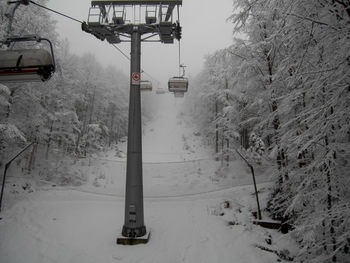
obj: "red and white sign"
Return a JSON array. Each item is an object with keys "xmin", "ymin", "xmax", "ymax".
[{"xmin": 132, "ymin": 72, "xmax": 140, "ymax": 85}]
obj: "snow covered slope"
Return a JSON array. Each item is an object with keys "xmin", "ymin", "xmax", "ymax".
[{"xmin": 0, "ymin": 93, "xmax": 296, "ymax": 262}]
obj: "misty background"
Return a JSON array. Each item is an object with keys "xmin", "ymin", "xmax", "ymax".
[{"xmin": 48, "ymin": 0, "xmax": 235, "ymax": 86}]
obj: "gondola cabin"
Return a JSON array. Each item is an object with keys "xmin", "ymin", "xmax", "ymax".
[
  {"xmin": 140, "ymin": 80, "xmax": 152, "ymax": 92},
  {"xmin": 168, "ymin": 77, "xmax": 188, "ymax": 93},
  {"xmin": 0, "ymin": 49, "xmax": 55, "ymax": 82}
]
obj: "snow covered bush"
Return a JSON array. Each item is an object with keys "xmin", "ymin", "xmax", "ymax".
[
  {"xmin": 44, "ymin": 164, "xmax": 87, "ymax": 186},
  {"xmin": 0, "ymin": 84, "xmax": 10, "ymax": 119},
  {"xmin": 50, "ymin": 111, "xmax": 80, "ymax": 152},
  {"xmin": 0, "ymin": 124, "xmax": 27, "ymax": 167},
  {"xmin": 247, "ymin": 132, "xmax": 265, "ymax": 164},
  {"xmin": 77, "ymin": 123, "xmax": 110, "ymax": 155}
]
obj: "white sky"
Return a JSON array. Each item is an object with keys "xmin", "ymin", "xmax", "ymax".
[{"xmin": 48, "ymin": 0, "xmax": 235, "ymax": 86}]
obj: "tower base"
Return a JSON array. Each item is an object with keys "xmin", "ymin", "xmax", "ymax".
[{"xmin": 116, "ymin": 229, "xmax": 151, "ymax": 245}]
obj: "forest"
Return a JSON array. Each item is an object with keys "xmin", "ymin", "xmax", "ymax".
[
  {"xmin": 0, "ymin": 0, "xmax": 134, "ymax": 162},
  {"xmin": 185, "ymin": 0, "xmax": 350, "ymax": 262},
  {"xmin": 0, "ymin": 0, "xmax": 349, "ymax": 262}
]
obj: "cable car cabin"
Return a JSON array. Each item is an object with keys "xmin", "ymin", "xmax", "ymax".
[
  {"xmin": 140, "ymin": 80, "xmax": 152, "ymax": 92},
  {"xmin": 0, "ymin": 49, "xmax": 55, "ymax": 82},
  {"xmin": 168, "ymin": 77, "xmax": 188, "ymax": 93}
]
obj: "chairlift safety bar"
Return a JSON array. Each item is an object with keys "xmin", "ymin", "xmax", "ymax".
[{"xmin": 2, "ymin": 35, "xmax": 40, "ymax": 44}]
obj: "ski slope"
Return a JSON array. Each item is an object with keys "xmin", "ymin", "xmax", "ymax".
[{"xmin": 0, "ymin": 93, "xmax": 296, "ymax": 263}]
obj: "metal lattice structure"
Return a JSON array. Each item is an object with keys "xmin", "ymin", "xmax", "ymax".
[{"xmin": 82, "ymin": 0, "xmax": 182, "ymax": 44}]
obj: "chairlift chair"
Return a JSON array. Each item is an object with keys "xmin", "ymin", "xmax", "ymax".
[
  {"xmin": 0, "ymin": 36, "xmax": 55, "ymax": 83},
  {"xmin": 140, "ymin": 80, "xmax": 152, "ymax": 92},
  {"xmin": 168, "ymin": 76, "xmax": 188, "ymax": 93}
]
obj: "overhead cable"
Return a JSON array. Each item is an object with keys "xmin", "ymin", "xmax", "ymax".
[
  {"xmin": 112, "ymin": 44, "xmax": 159, "ymax": 84},
  {"xmin": 112, "ymin": 44, "xmax": 131, "ymax": 61},
  {"xmin": 29, "ymin": 0, "xmax": 83, "ymax": 24}
]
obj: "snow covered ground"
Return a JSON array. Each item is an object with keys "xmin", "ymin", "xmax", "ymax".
[{"xmin": 0, "ymin": 93, "xmax": 297, "ymax": 263}]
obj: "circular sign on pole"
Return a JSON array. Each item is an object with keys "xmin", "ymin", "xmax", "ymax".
[{"xmin": 132, "ymin": 72, "xmax": 140, "ymax": 85}]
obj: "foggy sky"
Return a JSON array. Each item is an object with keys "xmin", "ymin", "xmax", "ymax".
[{"xmin": 48, "ymin": 0, "xmax": 235, "ymax": 87}]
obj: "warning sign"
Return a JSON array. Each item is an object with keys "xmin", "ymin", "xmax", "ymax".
[{"xmin": 132, "ymin": 72, "xmax": 140, "ymax": 85}]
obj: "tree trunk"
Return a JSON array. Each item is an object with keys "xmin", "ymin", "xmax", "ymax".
[
  {"xmin": 221, "ymin": 130, "xmax": 224, "ymax": 165},
  {"xmin": 46, "ymin": 120, "xmax": 54, "ymax": 160},
  {"xmin": 226, "ymin": 138, "xmax": 229, "ymax": 166},
  {"xmin": 88, "ymin": 87, "xmax": 96, "ymax": 124},
  {"xmin": 27, "ymin": 142, "xmax": 37, "ymax": 174},
  {"xmin": 6, "ymin": 89, "xmax": 16, "ymax": 119},
  {"xmin": 215, "ymin": 99, "xmax": 219, "ymax": 161},
  {"xmin": 109, "ymin": 113, "xmax": 116, "ymax": 146},
  {"xmin": 240, "ymin": 127, "xmax": 249, "ymax": 149}
]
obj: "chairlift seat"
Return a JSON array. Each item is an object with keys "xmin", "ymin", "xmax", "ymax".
[
  {"xmin": 168, "ymin": 77, "xmax": 188, "ymax": 92},
  {"xmin": 0, "ymin": 49, "xmax": 55, "ymax": 82}
]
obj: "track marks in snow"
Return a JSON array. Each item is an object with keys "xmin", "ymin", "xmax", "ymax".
[{"xmin": 0, "ymin": 186, "xmax": 296, "ymax": 263}]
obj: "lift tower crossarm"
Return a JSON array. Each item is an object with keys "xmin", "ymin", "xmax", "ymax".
[{"xmin": 91, "ymin": 0, "xmax": 182, "ymax": 5}]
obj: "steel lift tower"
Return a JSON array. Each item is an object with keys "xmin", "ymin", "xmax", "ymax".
[{"xmin": 82, "ymin": 0, "xmax": 182, "ymax": 245}]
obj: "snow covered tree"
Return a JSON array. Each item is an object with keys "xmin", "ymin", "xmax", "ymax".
[
  {"xmin": 0, "ymin": 84, "xmax": 10, "ymax": 120},
  {"xmin": 228, "ymin": 0, "xmax": 350, "ymax": 261},
  {"xmin": 0, "ymin": 123, "xmax": 27, "ymax": 168},
  {"xmin": 188, "ymin": 0, "xmax": 349, "ymax": 261},
  {"xmin": 0, "ymin": 1, "xmax": 129, "ymax": 182}
]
